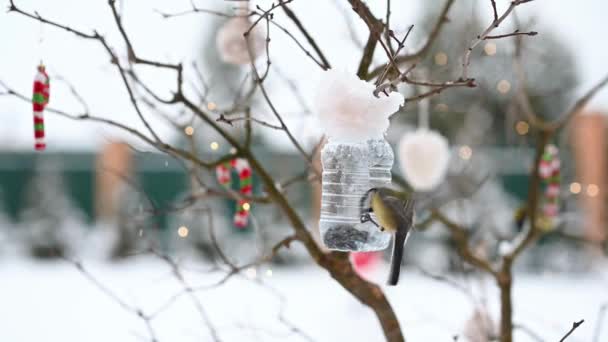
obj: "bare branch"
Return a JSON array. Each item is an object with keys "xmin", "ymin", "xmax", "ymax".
[
  {"xmin": 61, "ymin": 257, "xmax": 159, "ymax": 342},
  {"xmin": 217, "ymin": 113, "xmax": 283, "ymax": 130},
  {"xmin": 279, "ymin": 1, "xmax": 331, "ymax": 69},
  {"xmin": 559, "ymin": 320, "xmax": 584, "ymax": 342},
  {"xmin": 246, "ymin": 0, "xmax": 294, "ymax": 36},
  {"xmin": 153, "ymin": 250, "xmax": 221, "ymax": 342},
  {"xmin": 484, "ymin": 30, "xmax": 538, "ymax": 40},
  {"xmin": 490, "ymin": 0, "xmax": 499, "ymax": 23},
  {"xmin": 368, "ymin": 0, "xmax": 455, "ymax": 79},
  {"xmin": 431, "ymin": 210, "xmax": 497, "ymax": 276},
  {"xmin": 593, "ymin": 304, "xmax": 608, "ymax": 342},
  {"xmin": 347, "ymin": 0, "xmax": 384, "ymax": 78},
  {"xmin": 244, "ymin": 30, "xmax": 317, "ymax": 174},
  {"xmin": 461, "ymin": 0, "xmax": 535, "ymax": 80}
]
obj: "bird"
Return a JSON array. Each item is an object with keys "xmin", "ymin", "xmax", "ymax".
[{"xmin": 360, "ymin": 187, "xmax": 415, "ymax": 286}]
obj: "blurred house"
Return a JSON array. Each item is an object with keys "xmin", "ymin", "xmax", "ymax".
[
  {"xmin": 571, "ymin": 113, "xmax": 607, "ymax": 242},
  {"xmin": 95, "ymin": 141, "xmax": 133, "ymax": 220},
  {"xmin": 0, "ymin": 144, "xmax": 313, "ymax": 254}
]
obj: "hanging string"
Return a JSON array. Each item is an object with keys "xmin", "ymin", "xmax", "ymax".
[
  {"xmin": 235, "ymin": 0, "xmax": 249, "ymax": 16},
  {"xmin": 415, "ymin": 68, "xmax": 430, "ymax": 130},
  {"xmin": 417, "ymin": 86, "xmax": 430, "ymax": 130},
  {"xmin": 38, "ymin": 19, "xmax": 45, "ymax": 66}
]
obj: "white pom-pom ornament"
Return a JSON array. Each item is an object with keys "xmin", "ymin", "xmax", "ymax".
[
  {"xmin": 315, "ymin": 69, "xmax": 403, "ymax": 141},
  {"xmin": 398, "ymin": 128, "xmax": 450, "ymax": 191},
  {"xmin": 216, "ymin": 15, "xmax": 265, "ymax": 65}
]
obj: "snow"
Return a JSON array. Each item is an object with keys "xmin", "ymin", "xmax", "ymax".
[
  {"xmin": 0, "ymin": 255, "xmax": 606, "ymax": 342},
  {"xmin": 315, "ymin": 69, "xmax": 403, "ymax": 142}
]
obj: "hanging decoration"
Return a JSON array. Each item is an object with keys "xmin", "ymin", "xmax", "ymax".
[
  {"xmin": 397, "ymin": 89, "xmax": 449, "ymax": 191},
  {"xmin": 463, "ymin": 307, "xmax": 497, "ymax": 342},
  {"xmin": 316, "ymin": 69, "xmax": 403, "ymax": 252},
  {"xmin": 32, "ymin": 63, "xmax": 50, "ymax": 151},
  {"xmin": 350, "ymin": 251, "xmax": 382, "ymax": 276},
  {"xmin": 538, "ymin": 144, "xmax": 561, "ymax": 230},
  {"xmin": 216, "ymin": 1, "xmax": 265, "ymax": 65},
  {"xmin": 216, "ymin": 158, "xmax": 253, "ymax": 228}
]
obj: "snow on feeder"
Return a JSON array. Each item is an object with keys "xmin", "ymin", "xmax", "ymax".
[
  {"xmin": 315, "ymin": 69, "xmax": 403, "ymax": 251},
  {"xmin": 216, "ymin": 2, "xmax": 265, "ymax": 65}
]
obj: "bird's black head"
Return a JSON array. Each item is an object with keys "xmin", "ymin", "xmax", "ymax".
[{"xmin": 360, "ymin": 188, "xmax": 378, "ymax": 209}]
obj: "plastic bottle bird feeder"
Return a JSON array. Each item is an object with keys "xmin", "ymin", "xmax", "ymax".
[
  {"xmin": 319, "ymin": 138, "xmax": 394, "ymax": 251},
  {"xmin": 315, "ymin": 69, "xmax": 403, "ymax": 252}
]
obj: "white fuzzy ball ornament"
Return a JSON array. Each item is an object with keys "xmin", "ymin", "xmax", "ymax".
[
  {"xmin": 398, "ymin": 128, "xmax": 450, "ymax": 191},
  {"xmin": 216, "ymin": 16, "xmax": 265, "ymax": 65},
  {"xmin": 315, "ymin": 69, "xmax": 403, "ymax": 141}
]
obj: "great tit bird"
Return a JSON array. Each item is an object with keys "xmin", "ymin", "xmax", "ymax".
[{"xmin": 360, "ymin": 187, "xmax": 415, "ymax": 286}]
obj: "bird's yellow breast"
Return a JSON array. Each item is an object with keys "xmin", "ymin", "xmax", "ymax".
[{"xmin": 371, "ymin": 193, "xmax": 398, "ymax": 232}]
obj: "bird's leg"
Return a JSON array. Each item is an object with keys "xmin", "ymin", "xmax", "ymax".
[
  {"xmin": 360, "ymin": 207, "xmax": 373, "ymax": 223},
  {"xmin": 360, "ymin": 209, "xmax": 381, "ymax": 228}
]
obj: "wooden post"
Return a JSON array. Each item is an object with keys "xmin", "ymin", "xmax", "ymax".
[{"xmin": 571, "ymin": 113, "xmax": 607, "ymax": 242}]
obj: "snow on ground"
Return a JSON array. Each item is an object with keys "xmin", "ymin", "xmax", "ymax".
[{"xmin": 0, "ymin": 255, "xmax": 606, "ymax": 342}]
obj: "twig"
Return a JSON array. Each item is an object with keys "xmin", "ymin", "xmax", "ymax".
[
  {"xmin": 593, "ymin": 304, "xmax": 607, "ymax": 342},
  {"xmin": 490, "ymin": 0, "xmax": 499, "ymax": 22},
  {"xmin": 155, "ymin": 0, "xmax": 242, "ymax": 19},
  {"xmin": 217, "ymin": 113, "xmax": 283, "ymax": 130},
  {"xmin": 461, "ymin": 0, "xmax": 535, "ymax": 80},
  {"xmin": 385, "ymin": 0, "xmax": 394, "ymax": 54},
  {"xmin": 559, "ymin": 320, "xmax": 584, "ymax": 342},
  {"xmin": 0, "ymin": 81, "xmax": 234, "ymax": 169},
  {"xmin": 279, "ymin": 1, "xmax": 330, "ymax": 69},
  {"xmin": 264, "ymin": 16, "xmax": 327, "ymax": 70},
  {"xmin": 152, "ymin": 250, "xmax": 222, "ymax": 342},
  {"xmin": 348, "ymin": 0, "xmax": 384, "ymax": 79},
  {"xmin": 62, "ymin": 257, "xmax": 160, "ymax": 342},
  {"xmin": 244, "ymin": 29, "xmax": 316, "ymax": 173},
  {"xmin": 513, "ymin": 323, "xmax": 545, "ymax": 342},
  {"xmin": 485, "ymin": 30, "xmax": 537, "ymax": 39},
  {"xmin": 367, "ymin": 0, "xmax": 455, "ymax": 79},
  {"xmin": 431, "ymin": 209, "xmax": 497, "ymax": 276},
  {"xmin": 246, "ymin": 0, "xmax": 294, "ymax": 36}
]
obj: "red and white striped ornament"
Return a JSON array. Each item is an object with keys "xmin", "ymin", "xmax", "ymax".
[
  {"xmin": 538, "ymin": 144, "xmax": 560, "ymax": 222},
  {"xmin": 32, "ymin": 64, "xmax": 50, "ymax": 151},
  {"xmin": 216, "ymin": 158, "xmax": 253, "ymax": 228}
]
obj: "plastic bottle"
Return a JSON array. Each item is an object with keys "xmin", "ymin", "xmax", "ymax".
[{"xmin": 319, "ymin": 137, "xmax": 393, "ymax": 251}]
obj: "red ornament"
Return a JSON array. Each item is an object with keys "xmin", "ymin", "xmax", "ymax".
[{"xmin": 350, "ymin": 251, "xmax": 381, "ymax": 274}]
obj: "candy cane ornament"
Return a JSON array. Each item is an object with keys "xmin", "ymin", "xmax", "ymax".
[
  {"xmin": 32, "ymin": 64, "xmax": 50, "ymax": 151},
  {"xmin": 215, "ymin": 158, "xmax": 253, "ymax": 228},
  {"xmin": 538, "ymin": 144, "xmax": 560, "ymax": 228}
]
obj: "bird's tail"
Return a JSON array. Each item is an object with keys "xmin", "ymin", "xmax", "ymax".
[{"xmin": 387, "ymin": 230, "xmax": 407, "ymax": 286}]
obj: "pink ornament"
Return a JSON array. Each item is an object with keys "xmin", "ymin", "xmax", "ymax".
[
  {"xmin": 543, "ymin": 203, "xmax": 559, "ymax": 217},
  {"xmin": 350, "ymin": 252, "xmax": 381, "ymax": 274},
  {"xmin": 545, "ymin": 183, "xmax": 560, "ymax": 197},
  {"xmin": 398, "ymin": 129, "xmax": 450, "ymax": 191},
  {"xmin": 216, "ymin": 17, "xmax": 265, "ymax": 65}
]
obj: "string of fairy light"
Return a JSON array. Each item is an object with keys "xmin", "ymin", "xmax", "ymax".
[
  {"xmin": 174, "ymin": 100, "xmax": 268, "ymax": 278},
  {"xmin": 183, "ymin": 102, "xmax": 221, "ymax": 151},
  {"xmin": 170, "ymin": 42, "xmax": 600, "ymax": 280}
]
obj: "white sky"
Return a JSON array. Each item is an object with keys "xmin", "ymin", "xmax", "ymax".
[{"xmin": 1, "ymin": 0, "xmax": 607, "ymax": 151}]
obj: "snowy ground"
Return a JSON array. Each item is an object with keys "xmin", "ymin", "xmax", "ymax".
[{"xmin": 0, "ymin": 256, "xmax": 606, "ymax": 342}]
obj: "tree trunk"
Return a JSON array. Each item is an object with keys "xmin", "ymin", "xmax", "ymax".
[
  {"xmin": 248, "ymin": 156, "xmax": 405, "ymax": 342},
  {"xmin": 498, "ymin": 271, "xmax": 513, "ymax": 342},
  {"xmin": 322, "ymin": 253, "xmax": 404, "ymax": 342}
]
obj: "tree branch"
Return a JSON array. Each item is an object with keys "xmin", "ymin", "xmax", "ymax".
[
  {"xmin": 279, "ymin": 1, "xmax": 331, "ymax": 69},
  {"xmin": 559, "ymin": 320, "xmax": 584, "ymax": 342}
]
